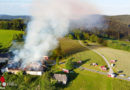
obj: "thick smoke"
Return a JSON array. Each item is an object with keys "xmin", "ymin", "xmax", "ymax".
[{"xmin": 13, "ymin": 0, "xmax": 105, "ymax": 67}]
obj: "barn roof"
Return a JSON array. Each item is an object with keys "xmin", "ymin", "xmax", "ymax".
[{"xmin": 54, "ymin": 74, "xmax": 67, "ymax": 83}]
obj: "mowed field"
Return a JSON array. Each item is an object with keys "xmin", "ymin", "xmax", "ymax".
[
  {"xmin": 94, "ymin": 47, "xmax": 130, "ymax": 76},
  {"xmin": 60, "ymin": 38, "xmax": 107, "ymax": 71},
  {"xmin": 0, "ymin": 30, "xmax": 24, "ymax": 49}
]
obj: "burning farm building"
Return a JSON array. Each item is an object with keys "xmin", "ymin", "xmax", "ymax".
[{"xmin": 1, "ymin": 56, "xmax": 49, "ymax": 76}]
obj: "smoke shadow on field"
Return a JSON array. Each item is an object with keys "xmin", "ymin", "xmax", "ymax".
[{"xmin": 73, "ymin": 59, "xmax": 90, "ymax": 69}]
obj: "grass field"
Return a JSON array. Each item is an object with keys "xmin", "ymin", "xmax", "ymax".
[
  {"xmin": 0, "ymin": 30, "xmax": 24, "ymax": 50},
  {"xmin": 83, "ymin": 40, "xmax": 130, "ymax": 77},
  {"xmin": 59, "ymin": 38, "xmax": 85, "ymax": 55},
  {"xmin": 94, "ymin": 47, "xmax": 130, "ymax": 77},
  {"xmin": 60, "ymin": 38, "xmax": 107, "ymax": 71},
  {"xmin": 58, "ymin": 38, "xmax": 130, "ymax": 90},
  {"xmin": 64, "ymin": 69, "xmax": 130, "ymax": 90},
  {"xmin": 107, "ymin": 40, "xmax": 130, "ymax": 52}
]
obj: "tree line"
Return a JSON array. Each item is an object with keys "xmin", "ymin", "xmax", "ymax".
[{"xmin": 0, "ymin": 19, "xmax": 26, "ymax": 31}]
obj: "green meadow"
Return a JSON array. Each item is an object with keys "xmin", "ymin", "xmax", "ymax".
[{"xmin": 0, "ymin": 30, "xmax": 24, "ymax": 52}]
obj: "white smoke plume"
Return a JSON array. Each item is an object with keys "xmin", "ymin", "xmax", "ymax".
[{"xmin": 13, "ymin": 0, "xmax": 105, "ymax": 67}]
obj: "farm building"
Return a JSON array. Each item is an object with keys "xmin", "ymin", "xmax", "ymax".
[
  {"xmin": 53, "ymin": 74, "xmax": 67, "ymax": 84},
  {"xmin": 100, "ymin": 66, "xmax": 107, "ymax": 71},
  {"xmin": 1, "ymin": 59, "xmax": 47, "ymax": 76},
  {"xmin": 6, "ymin": 69, "xmax": 20, "ymax": 74},
  {"xmin": 26, "ymin": 71, "xmax": 43, "ymax": 76},
  {"xmin": 1, "ymin": 67, "xmax": 43, "ymax": 76}
]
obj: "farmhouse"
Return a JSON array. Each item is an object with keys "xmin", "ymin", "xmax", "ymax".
[{"xmin": 53, "ymin": 74, "xmax": 67, "ymax": 84}]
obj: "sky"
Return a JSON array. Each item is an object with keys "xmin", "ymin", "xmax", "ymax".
[{"xmin": 0, "ymin": 0, "xmax": 130, "ymax": 15}]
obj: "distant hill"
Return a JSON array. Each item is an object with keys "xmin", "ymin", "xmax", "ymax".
[
  {"xmin": 0, "ymin": 14, "xmax": 130, "ymax": 25},
  {"xmin": 0, "ymin": 15, "xmax": 30, "ymax": 20},
  {"xmin": 106, "ymin": 15, "xmax": 130, "ymax": 25}
]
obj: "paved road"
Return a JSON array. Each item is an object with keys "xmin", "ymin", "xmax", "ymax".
[
  {"xmin": 79, "ymin": 66, "xmax": 107, "ymax": 75},
  {"xmin": 79, "ymin": 66, "xmax": 130, "ymax": 81},
  {"xmin": 78, "ymin": 40, "xmax": 113, "ymax": 74}
]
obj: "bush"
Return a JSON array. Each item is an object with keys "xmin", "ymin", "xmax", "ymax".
[
  {"xmin": 90, "ymin": 34, "xmax": 98, "ymax": 42},
  {"xmin": 40, "ymin": 72, "xmax": 56, "ymax": 90},
  {"xmin": 97, "ymin": 38, "xmax": 104, "ymax": 44},
  {"xmin": 83, "ymin": 33, "xmax": 89, "ymax": 40},
  {"xmin": 102, "ymin": 40, "xmax": 108, "ymax": 46}
]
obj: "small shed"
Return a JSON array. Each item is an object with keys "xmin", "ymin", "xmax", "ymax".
[{"xmin": 53, "ymin": 74, "xmax": 67, "ymax": 84}]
